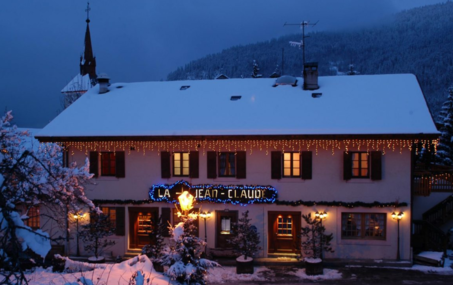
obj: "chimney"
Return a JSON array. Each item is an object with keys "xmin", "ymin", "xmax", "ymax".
[
  {"xmin": 303, "ymin": 62, "xmax": 319, "ymax": 90},
  {"xmin": 97, "ymin": 73, "xmax": 110, "ymax": 94}
]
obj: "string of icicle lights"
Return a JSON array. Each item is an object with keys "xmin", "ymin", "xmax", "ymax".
[{"xmin": 57, "ymin": 138, "xmax": 438, "ymax": 156}]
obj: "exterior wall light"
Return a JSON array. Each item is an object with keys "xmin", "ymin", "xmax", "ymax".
[{"xmin": 392, "ymin": 211, "xmax": 404, "ymax": 261}]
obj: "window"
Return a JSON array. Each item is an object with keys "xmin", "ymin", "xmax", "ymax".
[
  {"xmin": 277, "ymin": 215, "xmax": 292, "ymax": 236},
  {"xmin": 344, "ymin": 151, "xmax": 381, "ymax": 180},
  {"xmin": 137, "ymin": 212, "xmax": 152, "ymax": 234},
  {"xmin": 101, "ymin": 152, "xmax": 116, "ymax": 176},
  {"xmin": 207, "ymin": 151, "xmax": 246, "ymax": 179},
  {"xmin": 271, "ymin": 151, "xmax": 312, "ymax": 180},
  {"xmin": 216, "ymin": 210, "xmax": 238, "ymax": 248},
  {"xmin": 341, "ymin": 213, "xmax": 386, "ymax": 240},
  {"xmin": 173, "ymin": 152, "xmax": 189, "ymax": 176},
  {"xmin": 283, "ymin": 153, "xmax": 300, "ymax": 177},
  {"xmin": 161, "ymin": 151, "xmax": 199, "ymax": 179},
  {"xmin": 219, "ymin": 152, "xmax": 236, "ymax": 177},
  {"xmin": 24, "ymin": 206, "xmax": 40, "ymax": 229},
  {"xmin": 101, "ymin": 207, "xmax": 117, "ymax": 229},
  {"xmin": 89, "ymin": 151, "xmax": 125, "ymax": 178},
  {"xmin": 351, "ymin": 152, "xmax": 369, "ymax": 178}
]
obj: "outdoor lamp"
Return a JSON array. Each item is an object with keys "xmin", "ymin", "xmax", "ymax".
[
  {"xmin": 315, "ymin": 211, "xmax": 327, "ymax": 220},
  {"xmin": 199, "ymin": 211, "xmax": 212, "ymax": 219},
  {"xmin": 392, "ymin": 211, "xmax": 404, "ymax": 261},
  {"xmin": 178, "ymin": 191, "xmax": 195, "ymax": 212}
]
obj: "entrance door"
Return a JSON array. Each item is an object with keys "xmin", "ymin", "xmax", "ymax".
[
  {"xmin": 129, "ymin": 207, "xmax": 158, "ymax": 249},
  {"xmin": 268, "ymin": 211, "xmax": 301, "ymax": 253}
]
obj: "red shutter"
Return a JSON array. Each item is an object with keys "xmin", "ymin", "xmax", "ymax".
[
  {"xmin": 161, "ymin": 207, "xmax": 172, "ymax": 237},
  {"xmin": 89, "ymin": 152, "xmax": 98, "ymax": 178},
  {"xmin": 236, "ymin": 151, "xmax": 246, "ymax": 179},
  {"xmin": 371, "ymin": 151, "xmax": 382, "ymax": 180},
  {"xmin": 189, "ymin": 151, "xmax": 199, "ymax": 178},
  {"xmin": 343, "ymin": 152, "xmax": 352, "ymax": 180},
  {"xmin": 271, "ymin": 151, "xmax": 282, "ymax": 179},
  {"xmin": 115, "ymin": 207, "xmax": 125, "ymax": 236},
  {"xmin": 301, "ymin": 151, "xmax": 312, "ymax": 180},
  {"xmin": 115, "ymin": 151, "xmax": 125, "ymax": 178},
  {"xmin": 207, "ymin": 151, "xmax": 217, "ymax": 178},
  {"xmin": 161, "ymin": 151, "xmax": 171, "ymax": 178}
]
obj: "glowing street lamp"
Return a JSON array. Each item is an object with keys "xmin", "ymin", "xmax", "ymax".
[
  {"xmin": 392, "ymin": 211, "xmax": 404, "ymax": 261},
  {"xmin": 178, "ymin": 191, "xmax": 195, "ymax": 214},
  {"xmin": 73, "ymin": 212, "xmax": 86, "ymax": 257},
  {"xmin": 315, "ymin": 211, "xmax": 328, "ymax": 259}
]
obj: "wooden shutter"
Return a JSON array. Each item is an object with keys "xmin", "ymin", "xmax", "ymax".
[
  {"xmin": 371, "ymin": 151, "xmax": 382, "ymax": 180},
  {"xmin": 301, "ymin": 151, "xmax": 312, "ymax": 180},
  {"xmin": 161, "ymin": 207, "xmax": 172, "ymax": 237},
  {"xmin": 189, "ymin": 151, "xmax": 199, "ymax": 178},
  {"xmin": 161, "ymin": 151, "xmax": 171, "ymax": 178},
  {"xmin": 89, "ymin": 152, "xmax": 98, "ymax": 178},
  {"xmin": 115, "ymin": 151, "xmax": 125, "ymax": 178},
  {"xmin": 236, "ymin": 151, "xmax": 246, "ymax": 179},
  {"xmin": 115, "ymin": 207, "xmax": 125, "ymax": 236},
  {"xmin": 343, "ymin": 152, "xmax": 352, "ymax": 180},
  {"xmin": 207, "ymin": 151, "xmax": 217, "ymax": 178},
  {"xmin": 271, "ymin": 151, "xmax": 282, "ymax": 179}
]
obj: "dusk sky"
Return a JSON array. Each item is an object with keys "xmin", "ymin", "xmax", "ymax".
[{"xmin": 0, "ymin": 0, "xmax": 446, "ymax": 128}]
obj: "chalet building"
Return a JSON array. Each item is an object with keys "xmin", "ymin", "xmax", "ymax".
[{"xmin": 37, "ymin": 72, "xmax": 440, "ymax": 261}]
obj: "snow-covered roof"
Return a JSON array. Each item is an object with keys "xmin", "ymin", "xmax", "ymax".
[
  {"xmin": 39, "ymin": 74, "xmax": 438, "ymax": 139},
  {"xmin": 61, "ymin": 74, "xmax": 92, "ymax": 93}
]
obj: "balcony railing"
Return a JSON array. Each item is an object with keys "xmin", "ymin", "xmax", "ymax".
[{"xmin": 413, "ymin": 170, "xmax": 453, "ymax": 196}]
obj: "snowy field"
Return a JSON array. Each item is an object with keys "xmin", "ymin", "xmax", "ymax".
[{"xmin": 21, "ymin": 252, "xmax": 453, "ymax": 285}]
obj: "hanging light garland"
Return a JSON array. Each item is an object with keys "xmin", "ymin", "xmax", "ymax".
[{"xmin": 50, "ymin": 138, "xmax": 438, "ymax": 156}]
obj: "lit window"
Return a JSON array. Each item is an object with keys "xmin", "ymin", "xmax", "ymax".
[
  {"xmin": 283, "ymin": 153, "xmax": 300, "ymax": 177},
  {"xmin": 219, "ymin": 153, "xmax": 235, "ymax": 177},
  {"xmin": 25, "ymin": 206, "xmax": 40, "ymax": 229},
  {"xmin": 137, "ymin": 212, "xmax": 152, "ymax": 234},
  {"xmin": 277, "ymin": 216, "xmax": 292, "ymax": 236},
  {"xmin": 101, "ymin": 207, "xmax": 117, "ymax": 229},
  {"xmin": 221, "ymin": 217, "xmax": 231, "ymax": 235},
  {"xmin": 101, "ymin": 152, "xmax": 116, "ymax": 176},
  {"xmin": 352, "ymin": 152, "xmax": 369, "ymax": 178},
  {"xmin": 341, "ymin": 213, "xmax": 386, "ymax": 240},
  {"xmin": 174, "ymin": 152, "xmax": 189, "ymax": 176}
]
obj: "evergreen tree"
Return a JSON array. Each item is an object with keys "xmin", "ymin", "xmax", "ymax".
[
  {"xmin": 300, "ymin": 213, "xmax": 333, "ymax": 260},
  {"xmin": 251, "ymin": 60, "xmax": 262, "ymax": 78},
  {"xmin": 162, "ymin": 216, "xmax": 219, "ymax": 285},
  {"xmin": 79, "ymin": 212, "xmax": 116, "ymax": 259},
  {"xmin": 436, "ymin": 87, "xmax": 453, "ymax": 165},
  {"xmin": 228, "ymin": 210, "xmax": 261, "ymax": 260}
]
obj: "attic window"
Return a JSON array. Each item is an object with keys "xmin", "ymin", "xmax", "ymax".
[
  {"xmin": 230, "ymin": 96, "xmax": 242, "ymax": 101},
  {"xmin": 273, "ymin": 75, "xmax": 298, "ymax": 87},
  {"xmin": 312, "ymin": 93, "xmax": 322, "ymax": 98},
  {"xmin": 180, "ymin": 85, "xmax": 190, "ymax": 90}
]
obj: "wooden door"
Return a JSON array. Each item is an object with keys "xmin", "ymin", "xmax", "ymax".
[
  {"xmin": 129, "ymin": 207, "xmax": 158, "ymax": 249},
  {"xmin": 268, "ymin": 211, "xmax": 300, "ymax": 253}
]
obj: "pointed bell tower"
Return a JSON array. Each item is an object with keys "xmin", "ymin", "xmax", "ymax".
[
  {"xmin": 80, "ymin": 2, "xmax": 97, "ymax": 84},
  {"xmin": 61, "ymin": 2, "xmax": 98, "ymax": 108}
]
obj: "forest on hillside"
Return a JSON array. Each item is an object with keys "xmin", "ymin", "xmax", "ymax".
[{"xmin": 167, "ymin": 2, "xmax": 453, "ymax": 119}]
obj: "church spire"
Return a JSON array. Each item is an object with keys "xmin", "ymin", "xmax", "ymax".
[{"xmin": 80, "ymin": 2, "xmax": 96, "ymax": 81}]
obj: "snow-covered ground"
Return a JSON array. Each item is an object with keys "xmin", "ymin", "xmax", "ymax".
[{"xmin": 22, "ymin": 251, "xmax": 453, "ymax": 285}]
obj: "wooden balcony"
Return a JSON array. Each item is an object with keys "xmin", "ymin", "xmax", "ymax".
[{"xmin": 413, "ymin": 165, "xmax": 453, "ymax": 196}]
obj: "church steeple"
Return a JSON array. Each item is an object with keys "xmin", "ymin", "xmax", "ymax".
[{"xmin": 80, "ymin": 2, "xmax": 96, "ymax": 82}]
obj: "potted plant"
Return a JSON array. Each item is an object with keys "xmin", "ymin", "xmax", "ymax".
[
  {"xmin": 78, "ymin": 211, "xmax": 115, "ymax": 263},
  {"xmin": 300, "ymin": 213, "xmax": 334, "ymax": 276},
  {"xmin": 228, "ymin": 210, "xmax": 261, "ymax": 274},
  {"xmin": 142, "ymin": 215, "xmax": 166, "ymax": 272}
]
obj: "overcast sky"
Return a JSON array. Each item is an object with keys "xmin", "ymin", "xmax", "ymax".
[{"xmin": 0, "ymin": 0, "xmax": 447, "ymax": 128}]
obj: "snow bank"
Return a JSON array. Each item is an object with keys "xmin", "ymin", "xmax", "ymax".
[
  {"xmin": 287, "ymin": 268, "xmax": 342, "ymax": 280},
  {"xmin": 206, "ymin": 266, "xmax": 271, "ymax": 283}
]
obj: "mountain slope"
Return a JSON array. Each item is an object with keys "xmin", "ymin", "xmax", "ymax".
[{"xmin": 167, "ymin": 2, "xmax": 453, "ymax": 118}]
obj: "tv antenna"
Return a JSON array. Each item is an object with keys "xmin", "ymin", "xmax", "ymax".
[{"xmin": 284, "ymin": 21, "xmax": 318, "ymax": 66}]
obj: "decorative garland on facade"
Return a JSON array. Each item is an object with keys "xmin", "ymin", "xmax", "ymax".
[
  {"xmin": 58, "ymin": 138, "xmax": 437, "ymax": 156},
  {"xmin": 92, "ymin": 198, "xmax": 407, "ymax": 208},
  {"xmin": 275, "ymin": 200, "xmax": 407, "ymax": 208}
]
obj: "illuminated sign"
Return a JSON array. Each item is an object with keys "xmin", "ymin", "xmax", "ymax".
[{"xmin": 149, "ymin": 180, "xmax": 278, "ymax": 206}]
